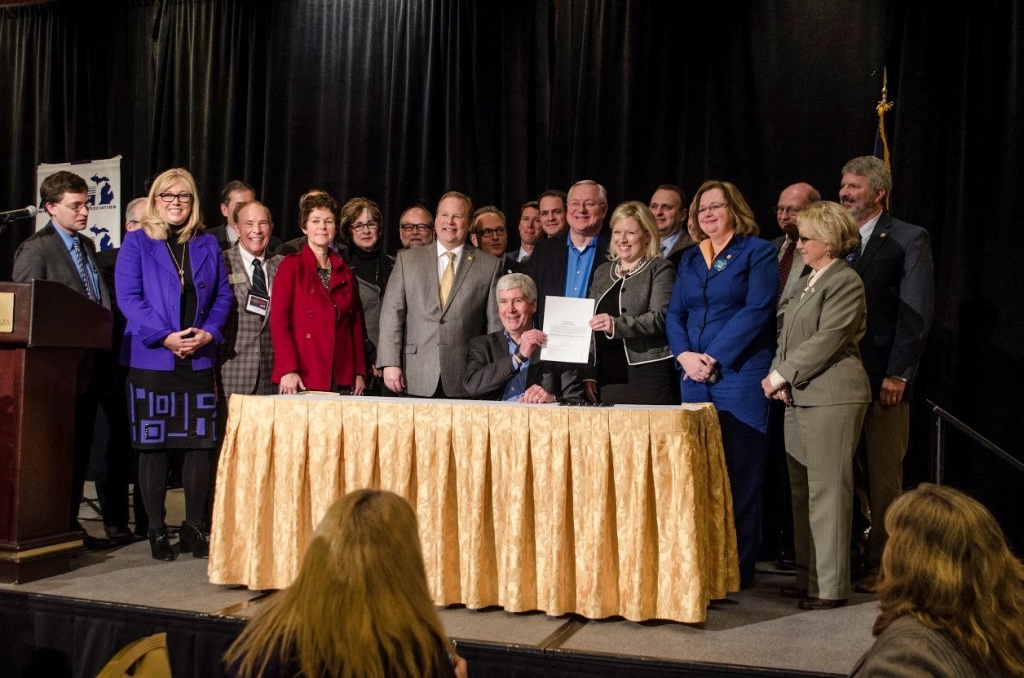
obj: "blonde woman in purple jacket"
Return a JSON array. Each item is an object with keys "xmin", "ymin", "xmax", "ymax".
[{"xmin": 116, "ymin": 168, "xmax": 231, "ymax": 561}]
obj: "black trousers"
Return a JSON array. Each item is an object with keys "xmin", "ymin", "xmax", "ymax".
[
  {"xmin": 72, "ymin": 386, "xmax": 99, "ymax": 531},
  {"xmin": 89, "ymin": 365, "xmax": 132, "ymax": 528}
]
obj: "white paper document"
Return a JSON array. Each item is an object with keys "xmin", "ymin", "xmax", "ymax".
[{"xmin": 539, "ymin": 296, "xmax": 595, "ymax": 364}]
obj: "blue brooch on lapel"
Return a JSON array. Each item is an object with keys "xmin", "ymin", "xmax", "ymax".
[{"xmin": 714, "ymin": 258, "xmax": 728, "ymax": 271}]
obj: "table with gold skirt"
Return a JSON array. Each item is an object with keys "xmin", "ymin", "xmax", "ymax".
[{"xmin": 208, "ymin": 395, "xmax": 739, "ymax": 623}]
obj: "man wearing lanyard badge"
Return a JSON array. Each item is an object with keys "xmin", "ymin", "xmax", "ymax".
[{"xmin": 216, "ymin": 200, "xmax": 282, "ymax": 404}]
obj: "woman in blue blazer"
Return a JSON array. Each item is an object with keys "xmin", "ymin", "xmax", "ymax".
[
  {"xmin": 116, "ymin": 168, "xmax": 232, "ymax": 561},
  {"xmin": 666, "ymin": 180, "xmax": 779, "ymax": 587}
]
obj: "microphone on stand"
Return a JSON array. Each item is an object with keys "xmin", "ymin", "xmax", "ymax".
[
  {"xmin": 0, "ymin": 205, "xmax": 38, "ymax": 222},
  {"xmin": 0, "ymin": 205, "xmax": 38, "ymax": 233}
]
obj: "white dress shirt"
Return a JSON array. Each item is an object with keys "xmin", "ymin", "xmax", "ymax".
[
  {"xmin": 858, "ymin": 212, "xmax": 882, "ymax": 252},
  {"xmin": 237, "ymin": 245, "xmax": 269, "ymax": 292},
  {"xmin": 436, "ymin": 241, "xmax": 466, "ymax": 281}
]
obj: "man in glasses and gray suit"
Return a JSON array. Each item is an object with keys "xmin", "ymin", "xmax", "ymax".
[{"xmin": 13, "ymin": 171, "xmax": 113, "ymax": 548}]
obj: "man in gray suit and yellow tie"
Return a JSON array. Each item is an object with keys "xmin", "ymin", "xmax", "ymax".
[
  {"xmin": 13, "ymin": 170, "xmax": 113, "ymax": 548},
  {"xmin": 379, "ymin": 191, "xmax": 502, "ymax": 398}
]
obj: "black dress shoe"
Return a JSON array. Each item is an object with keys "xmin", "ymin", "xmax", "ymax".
[
  {"xmin": 775, "ymin": 557, "xmax": 797, "ymax": 571},
  {"xmin": 179, "ymin": 522, "xmax": 210, "ymax": 559},
  {"xmin": 780, "ymin": 585, "xmax": 809, "ymax": 599},
  {"xmin": 104, "ymin": 525, "xmax": 141, "ymax": 545},
  {"xmin": 148, "ymin": 528, "xmax": 177, "ymax": 561},
  {"xmin": 798, "ymin": 597, "xmax": 848, "ymax": 610},
  {"xmin": 82, "ymin": 533, "xmax": 113, "ymax": 550}
]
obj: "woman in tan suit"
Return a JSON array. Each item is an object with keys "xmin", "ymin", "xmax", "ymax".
[{"xmin": 762, "ymin": 201, "xmax": 871, "ymax": 610}]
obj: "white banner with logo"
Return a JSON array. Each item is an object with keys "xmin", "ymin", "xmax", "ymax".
[{"xmin": 36, "ymin": 156, "xmax": 123, "ymax": 251}]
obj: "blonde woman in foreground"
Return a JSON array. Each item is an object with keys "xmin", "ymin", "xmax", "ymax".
[
  {"xmin": 225, "ymin": 489, "xmax": 467, "ymax": 678},
  {"xmin": 850, "ymin": 483, "xmax": 1024, "ymax": 677}
]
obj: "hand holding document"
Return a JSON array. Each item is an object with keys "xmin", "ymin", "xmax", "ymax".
[{"xmin": 539, "ymin": 296, "xmax": 595, "ymax": 364}]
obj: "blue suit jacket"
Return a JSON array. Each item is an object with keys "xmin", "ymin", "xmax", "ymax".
[
  {"xmin": 666, "ymin": 235, "xmax": 779, "ymax": 372},
  {"xmin": 116, "ymin": 228, "xmax": 232, "ymax": 371}
]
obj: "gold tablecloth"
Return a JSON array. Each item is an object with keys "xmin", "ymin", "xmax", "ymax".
[{"xmin": 209, "ymin": 395, "xmax": 739, "ymax": 623}]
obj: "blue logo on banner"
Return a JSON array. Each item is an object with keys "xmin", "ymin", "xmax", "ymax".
[
  {"xmin": 90, "ymin": 225, "xmax": 113, "ymax": 250},
  {"xmin": 90, "ymin": 174, "xmax": 115, "ymax": 205}
]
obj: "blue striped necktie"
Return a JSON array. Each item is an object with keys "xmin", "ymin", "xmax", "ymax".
[
  {"xmin": 71, "ymin": 238, "xmax": 98, "ymax": 301},
  {"xmin": 251, "ymin": 258, "xmax": 268, "ymax": 296}
]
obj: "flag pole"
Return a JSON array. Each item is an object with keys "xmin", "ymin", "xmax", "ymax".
[{"xmin": 876, "ymin": 68, "xmax": 894, "ymax": 210}]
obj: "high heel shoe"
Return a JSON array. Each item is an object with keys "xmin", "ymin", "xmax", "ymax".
[
  {"xmin": 148, "ymin": 528, "xmax": 176, "ymax": 561},
  {"xmin": 179, "ymin": 522, "xmax": 210, "ymax": 559}
]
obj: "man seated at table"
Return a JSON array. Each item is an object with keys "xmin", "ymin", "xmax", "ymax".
[{"xmin": 464, "ymin": 273, "xmax": 583, "ymax": 403}]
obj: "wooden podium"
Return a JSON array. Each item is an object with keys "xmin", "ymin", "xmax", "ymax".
[{"xmin": 0, "ymin": 280, "xmax": 112, "ymax": 583}]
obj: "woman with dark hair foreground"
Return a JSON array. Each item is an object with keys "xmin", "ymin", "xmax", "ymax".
[
  {"xmin": 224, "ymin": 489, "xmax": 467, "ymax": 678},
  {"xmin": 850, "ymin": 483, "xmax": 1024, "ymax": 677}
]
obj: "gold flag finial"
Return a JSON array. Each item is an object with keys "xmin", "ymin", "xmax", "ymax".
[{"xmin": 875, "ymin": 67, "xmax": 894, "ymax": 210}]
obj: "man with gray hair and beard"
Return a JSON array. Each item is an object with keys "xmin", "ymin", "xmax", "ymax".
[{"xmin": 839, "ymin": 156, "xmax": 934, "ymax": 593}]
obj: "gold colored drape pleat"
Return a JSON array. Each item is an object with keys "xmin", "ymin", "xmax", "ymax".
[{"xmin": 209, "ymin": 397, "xmax": 738, "ymax": 623}]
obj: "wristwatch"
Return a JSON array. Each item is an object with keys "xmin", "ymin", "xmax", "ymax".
[{"xmin": 514, "ymin": 348, "xmax": 528, "ymax": 363}]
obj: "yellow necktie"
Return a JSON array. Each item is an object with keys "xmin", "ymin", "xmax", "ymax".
[{"xmin": 439, "ymin": 251, "xmax": 456, "ymax": 306}]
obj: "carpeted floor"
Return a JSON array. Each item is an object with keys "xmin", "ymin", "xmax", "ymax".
[{"xmin": 1, "ymin": 485, "xmax": 879, "ymax": 676}]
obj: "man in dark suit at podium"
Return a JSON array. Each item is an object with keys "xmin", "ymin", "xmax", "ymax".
[{"xmin": 12, "ymin": 171, "xmax": 113, "ymax": 548}]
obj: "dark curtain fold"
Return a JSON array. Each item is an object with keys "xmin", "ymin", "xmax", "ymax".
[{"xmin": 1, "ymin": 0, "xmax": 1022, "ymax": 545}]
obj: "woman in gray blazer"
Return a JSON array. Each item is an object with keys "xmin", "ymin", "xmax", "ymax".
[
  {"xmin": 762, "ymin": 201, "xmax": 871, "ymax": 609},
  {"xmin": 588, "ymin": 202, "xmax": 676, "ymax": 404}
]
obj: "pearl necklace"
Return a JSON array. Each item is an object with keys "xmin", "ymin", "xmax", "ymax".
[{"xmin": 615, "ymin": 257, "xmax": 647, "ymax": 279}]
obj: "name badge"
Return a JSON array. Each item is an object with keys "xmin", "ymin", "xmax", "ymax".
[
  {"xmin": 246, "ymin": 293, "xmax": 270, "ymax": 317},
  {"xmin": 229, "ymin": 273, "xmax": 248, "ymax": 285}
]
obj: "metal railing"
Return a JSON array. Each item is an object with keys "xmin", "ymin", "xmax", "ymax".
[{"xmin": 928, "ymin": 400, "xmax": 1024, "ymax": 484}]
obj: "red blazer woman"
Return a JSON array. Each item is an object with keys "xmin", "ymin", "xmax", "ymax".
[{"xmin": 271, "ymin": 245, "xmax": 367, "ymax": 391}]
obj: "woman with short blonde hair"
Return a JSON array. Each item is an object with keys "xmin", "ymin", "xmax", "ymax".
[
  {"xmin": 764, "ymin": 200, "xmax": 870, "ymax": 608},
  {"xmin": 795, "ymin": 201, "xmax": 860, "ymax": 259}
]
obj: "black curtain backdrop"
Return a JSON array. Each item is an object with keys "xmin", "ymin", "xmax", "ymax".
[{"xmin": 1, "ymin": 0, "xmax": 1021, "ymax": 544}]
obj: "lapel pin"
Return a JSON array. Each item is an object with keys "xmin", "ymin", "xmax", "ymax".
[
  {"xmin": 880, "ymin": 232, "xmax": 887, "ymax": 238},
  {"xmin": 714, "ymin": 259, "xmax": 728, "ymax": 271},
  {"xmin": 726, "ymin": 254, "xmax": 732, "ymax": 259}
]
